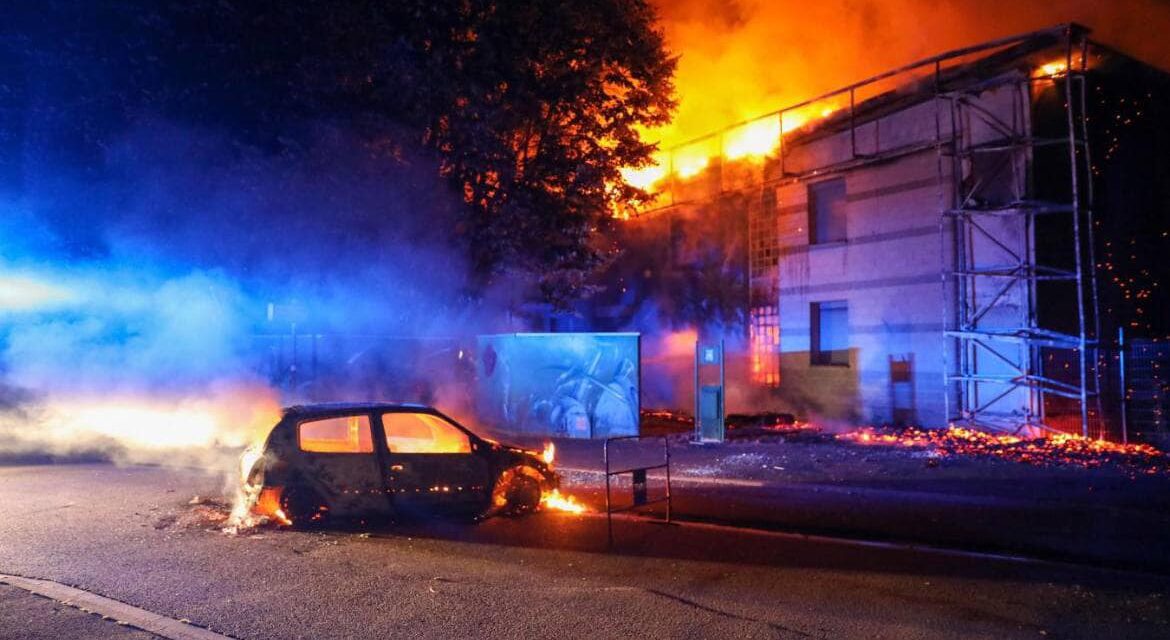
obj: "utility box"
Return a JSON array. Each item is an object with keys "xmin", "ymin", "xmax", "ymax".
[
  {"xmin": 698, "ymin": 385, "xmax": 724, "ymax": 441},
  {"xmin": 694, "ymin": 340, "xmax": 726, "ymax": 442},
  {"xmin": 474, "ymin": 332, "xmax": 641, "ymax": 438}
]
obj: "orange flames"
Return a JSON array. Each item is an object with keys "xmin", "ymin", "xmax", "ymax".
[
  {"xmin": 618, "ymin": 103, "xmax": 840, "ymax": 195},
  {"xmin": 618, "ymin": 1, "xmax": 1170, "ymax": 204},
  {"xmin": 253, "ymin": 487, "xmax": 292, "ymax": 527},
  {"xmin": 540, "ymin": 488, "xmax": 588, "ymax": 514},
  {"xmin": 537, "ymin": 440, "xmax": 588, "ymax": 514}
]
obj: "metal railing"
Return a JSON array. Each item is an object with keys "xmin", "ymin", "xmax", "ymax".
[{"xmin": 603, "ymin": 435, "xmax": 672, "ymax": 546}]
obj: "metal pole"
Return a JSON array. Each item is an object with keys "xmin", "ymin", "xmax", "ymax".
[
  {"xmin": 604, "ymin": 438, "xmax": 612, "ymax": 547},
  {"xmin": 663, "ymin": 437, "xmax": 672, "ymax": 523},
  {"xmin": 1062, "ymin": 29, "xmax": 1090, "ymax": 438},
  {"xmin": 935, "ymin": 60, "xmax": 952, "ymax": 427},
  {"xmin": 694, "ymin": 340, "xmax": 701, "ymax": 441},
  {"xmin": 1076, "ymin": 35, "xmax": 1106, "ymax": 438},
  {"xmin": 779, "ymin": 109, "xmax": 786, "ymax": 178},
  {"xmin": 850, "ymin": 88, "xmax": 857, "ymax": 158},
  {"xmin": 1119, "ymin": 327, "xmax": 1129, "ymax": 445},
  {"xmin": 719, "ymin": 339, "xmax": 726, "ymax": 441}
]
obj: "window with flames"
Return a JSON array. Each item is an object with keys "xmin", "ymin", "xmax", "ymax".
[{"xmin": 751, "ymin": 305, "xmax": 780, "ymax": 386}]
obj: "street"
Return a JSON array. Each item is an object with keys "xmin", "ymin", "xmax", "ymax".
[{"xmin": 1, "ymin": 463, "xmax": 1167, "ymax": 639}]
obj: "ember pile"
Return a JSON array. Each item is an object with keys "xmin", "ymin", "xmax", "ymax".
[{"xmin": 839, "ymin": 426, "xmax": 1170, "ymax": 475}]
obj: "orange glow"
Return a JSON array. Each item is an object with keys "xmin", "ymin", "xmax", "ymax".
[
  {"xmin": 383, "ymin": 412, "xmax": 472, "ymax": 454},
  {"xmin": 838, "ymin": 425, "xmax": 1168, "ymax": 473},
  {"xmin": 299, "ymin": 415, "xmax": 373, "ymax": 453},
  {"xmin": 661, "ymin": 329, "xmax": 699, "ymax": 356},
  {"xmin": 644, "ymin": 0, "xmax": 1170, "ymax": 155},
  {"xmin": 542, "ymin": 441, "xmax": 556, "ymax": 466},
  {"xmin": 540, "ymin": 488, "xmax": 587, "ymax": 514},
  {"xmin": 614, "ymin": 0, "xmax": 1170, "ymax": 212}
]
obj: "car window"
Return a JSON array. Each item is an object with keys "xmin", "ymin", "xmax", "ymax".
[
  {"xmin": 382, "ymin": 412, "xmax": 471, "ymax": 454},
  {"xmin": 299, "ymin": 415, "xmax": 374, "ymax": 453}
]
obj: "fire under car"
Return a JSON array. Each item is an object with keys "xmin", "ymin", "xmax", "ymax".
[{"xmin": 242, "ymin": 402, "xmax": 560, "ymax": 525}]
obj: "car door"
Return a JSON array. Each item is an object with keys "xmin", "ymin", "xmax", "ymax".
[
  {"xmin": 294, "ymin": 412, "xmax": 390, "ymax": 517},
  {"xmin": 378, "ymin": 410, "xmax": 491, "ymax": 516}
]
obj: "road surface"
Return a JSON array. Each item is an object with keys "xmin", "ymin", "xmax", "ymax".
[{"xmin": 0, "ymin": 463, "xmax": 1167, "ymax": 639}]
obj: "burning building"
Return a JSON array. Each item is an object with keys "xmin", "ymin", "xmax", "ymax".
[{"xmin": 577, "ymin": 24, "xmax": 1170, "ymax": 440}]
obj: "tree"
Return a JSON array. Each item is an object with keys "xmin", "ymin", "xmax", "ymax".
[{"xmin": 376, "ymin": 1, "xmax": 676, "ymax": 305}]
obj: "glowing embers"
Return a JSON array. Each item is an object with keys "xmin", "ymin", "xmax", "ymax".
[
  {"xmin": 540, "ymin": 488, "xmax": 587, "ymax": 514},
  {"xmin": 839, "ymin": 426, "xmax": 1170, "ymax": 474}
]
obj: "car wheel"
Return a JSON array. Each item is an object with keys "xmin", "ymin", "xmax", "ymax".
[
  {"xmin": 491, "ymin": 468, "xmax": 545, "ymax": 519},
  {"xmin": 280, "ymin": 484, "xmax": 331, "ymax": 528}
]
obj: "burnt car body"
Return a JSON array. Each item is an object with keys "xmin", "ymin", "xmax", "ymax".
[{"xmin": 244, "ymin": 402, "xmax": 557, "ymax": 525}]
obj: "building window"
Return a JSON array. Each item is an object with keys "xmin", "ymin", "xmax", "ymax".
[
  {"xmin": 808, "ymin": 178, "xmax": 847, "ymax": 244},
  {"xmin": 750, "ymin": 305, "xmax": 780, "ymax": 386},
  {"xmin": 811, "ymin": 300, "xmax": 849, "ymax": 366}
]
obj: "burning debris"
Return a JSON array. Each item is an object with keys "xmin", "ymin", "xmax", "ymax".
[
  {"xmin": 534, "ymin": 443, "xmax": 588, "ymax": 514},
  {"xmin": 539, "ymin": 489, "xmax": 587, "ymax": 515},
  {"xmin": 838, "ymin": 426, "xmax": 1170, "ymax": 475}
]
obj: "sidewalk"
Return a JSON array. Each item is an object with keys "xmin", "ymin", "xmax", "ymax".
[
  {"xmin": 539, "ymin": 434, "xmax": 1170, "ymax": 573},
  {"xmin": 0, "ymin": 583, "xmax": 162, "ymax": 640}
]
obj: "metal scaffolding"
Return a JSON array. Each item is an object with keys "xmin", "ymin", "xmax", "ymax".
[
  {"xmin": 631, "ymin": 24, "xmax": 1105, "ymax": 438},
  {"xmin": 937, "ymin": 25, "xmax": 1103, "ymax": 437}
]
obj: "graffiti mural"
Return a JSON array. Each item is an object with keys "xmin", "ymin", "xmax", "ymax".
[{"xmin": 475, "ymin": 333, "xmax": 640, "ymax": 438}]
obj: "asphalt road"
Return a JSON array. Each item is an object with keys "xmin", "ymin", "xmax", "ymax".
[{"xmin": 1, "ymin": 464, "xmax": 1168, "ymax": 639}]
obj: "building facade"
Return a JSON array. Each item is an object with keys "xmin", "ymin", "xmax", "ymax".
[{"xmin": 587, "ymin": 25, "xmax": 1170, "ymax": 438}]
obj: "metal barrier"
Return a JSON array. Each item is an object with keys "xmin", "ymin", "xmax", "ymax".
[{"xmin": 603, "ymin": 435, "xmax": 672, "ymax": 546}]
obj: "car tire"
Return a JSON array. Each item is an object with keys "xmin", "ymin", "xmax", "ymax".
[
  {"xmin": 280, "ymin": 484, "xmax": 331, "ymax": 528},
  {"xmin": 499, "ymin": 469, "xmax": 542, "ymax": 516}
]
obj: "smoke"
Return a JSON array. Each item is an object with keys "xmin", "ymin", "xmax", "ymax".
[
  {"xmin": 0, "ymin": 116, "xmax": 513, "ymax": 471},
  {"xmin": 649, "ymin": 0, "xmax": 1170, "ymax": 148}
]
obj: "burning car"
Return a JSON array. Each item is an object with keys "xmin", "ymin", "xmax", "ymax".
[{"xmin": 240, "ymin": 402, "xmax": 564, "ymax": 526}]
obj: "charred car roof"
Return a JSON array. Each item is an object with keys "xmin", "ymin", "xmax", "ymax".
[{"xmin": 281, "ymin": 402, "xmax": 437, "ymax": 418}]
